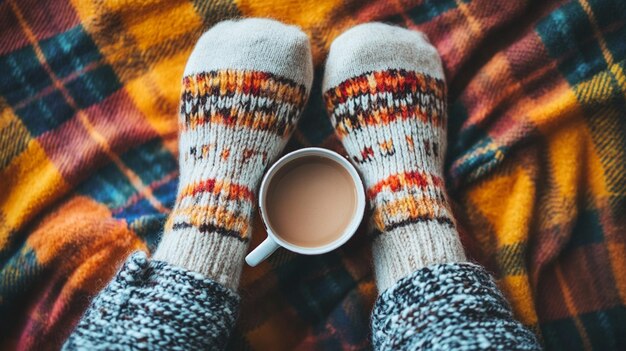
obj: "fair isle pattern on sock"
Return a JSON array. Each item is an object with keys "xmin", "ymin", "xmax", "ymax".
[
  {"xmin": 324, "ymin": 67, "xmax": 466, "ymax": 293},
  {"xmin": 170, "ymin": 70, "xmax": 307, "ymax": 241},
  {"xmin": 154, "ymin": 69, "xmax": 308, "ymax": 290},
  {"xmin": 325, "ymin": 69, "xmax": 452, "ymax": 233}
]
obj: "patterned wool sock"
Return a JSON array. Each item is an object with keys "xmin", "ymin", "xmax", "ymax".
[
  {"xmin": 322, "ymin": 23, "xmax": 466, "ymax": 293},
  {"xmin": 154, "ymin": 18, "xmax": 313, "ymax": 291}
]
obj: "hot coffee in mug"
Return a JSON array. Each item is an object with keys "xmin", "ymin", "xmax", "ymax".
[{"xmin": 245, "ymin": 148, "xmax": 365, "ymax": 266}]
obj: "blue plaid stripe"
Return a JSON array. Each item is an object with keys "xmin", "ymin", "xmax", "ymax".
[
  {"xmin": 77, "ymin": 138, "xmax": 177, "ymax": 249},
  {"xmin": 0, "ymin": 24, "xmax": 120, "ymax": 136}
]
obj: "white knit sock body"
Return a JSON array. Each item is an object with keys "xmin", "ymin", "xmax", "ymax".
[
  {"xmin": 154, "ymin": 19, "xmax": 313, "ymax": 290},
  {"xmin": 323, "ymin": 23, "xmax": 466, "ymax": 293}
]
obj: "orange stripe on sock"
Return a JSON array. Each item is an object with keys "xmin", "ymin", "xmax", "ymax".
[
  {"xmin": 179, "ymin": 178, "xmax": 255, "ymax": 203},
  {"xmin": 183, "ymin": 70, "xmax": 308, "ymax": 106},
  {"xmin": 368, "ymin": 170, "xmax": 444, "ymax": 199},
  {"xmin": 324, "ymin": 70, "xmax": 445, "ymax": 108},
  {"xmin": 372, "ymin": 194, "xmax": 452, "ymax": 232},
  {"xmin": 166, "ymin": 205, "xmax": 250, "ymax": 238},
  {"xmin": 181, "ymin": 110, "xmax": 289, "ymax": 135}
]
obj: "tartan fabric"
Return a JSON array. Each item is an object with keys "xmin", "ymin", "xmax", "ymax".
[{"xmin": 0, "ymin": 0, "xmax": 624, "ymax": 350}]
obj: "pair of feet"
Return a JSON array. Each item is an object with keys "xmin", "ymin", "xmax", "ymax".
[{"xmin": 154, "ymin": 19, "xmax": 466, "ymax": 293}]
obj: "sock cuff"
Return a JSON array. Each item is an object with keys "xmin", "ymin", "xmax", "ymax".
[
  {"xmin": 154, "ymin": 227, "xmax": 248, "ymax": 291},
  {"xmin": 372, "ymin": 221, "xmax": 467, "ymax": 292}
]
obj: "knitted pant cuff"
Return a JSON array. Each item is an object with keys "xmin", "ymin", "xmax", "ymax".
[
  {"xmin": 371, "ymin": 262, "xmax": 541, "ymax": 350},
  {"xmin": 372, "ymin": 220, "xmax": 466, "ymax": 293},
  {"xmin": 154, "ymin": 228, "xmax": 247, "ymax": 291},
  {"xmin": 63, "ymin": 252, "xmax": 240, "ymax": 350}
]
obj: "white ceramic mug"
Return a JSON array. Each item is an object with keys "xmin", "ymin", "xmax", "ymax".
[{"xmin": 245, "ymin": 147, "xmax": 366, "ymax": 267}]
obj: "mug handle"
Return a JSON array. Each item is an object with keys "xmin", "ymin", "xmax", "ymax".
[{"xmin": 245, "ymin": 237, "xmax": 280, "ymax": 267}]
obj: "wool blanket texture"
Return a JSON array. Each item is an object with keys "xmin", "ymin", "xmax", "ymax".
[{"xmin": 0, "ymin": 0, "xmax": 625, "ymax": 350}]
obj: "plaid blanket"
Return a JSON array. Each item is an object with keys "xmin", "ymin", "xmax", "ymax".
[{"xmin": 1, "ymin": 0, "xmax": 625, "ymax": 349}]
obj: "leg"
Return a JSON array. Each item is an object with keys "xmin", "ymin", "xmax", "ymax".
[
  {"xmin": 323, "ymin": 23, "xmax": 540, "ymax": 351},
  {"xmin": 154, "ymin": 18, "xmax": 313, "ymax": 291},
  {"xmin": 64, "ymin": 18, "xmax": 313, "ymax": 350},
  {"xmin": 323, "ymin": 22, "xmax": 465, "ymax": 293}
]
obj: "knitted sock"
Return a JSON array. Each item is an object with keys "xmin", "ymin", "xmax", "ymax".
[
  {"xmin": 154, "ymin": 18, "xmax": 313, "ymax": 291},
  {"xmin": 322, "ymin": 23, "xmax": 466, "ymax": 293}
]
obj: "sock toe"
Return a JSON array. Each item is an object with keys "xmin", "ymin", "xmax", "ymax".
[
  {"xmin": 185, "ymin": 18, "xmax": 314, "ymax": 92},
  {"xmin": 323, "ymin": 22, "xmax": 444, "ymax": 91}
]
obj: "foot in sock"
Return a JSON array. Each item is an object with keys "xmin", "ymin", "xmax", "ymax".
[
  {"xmin": 322, "ymin": 23, "xmax": 466, "ymax": 293},
  {"xmin": 154, "ymin": 18, "xmax": 313, "ymax": 291}
]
